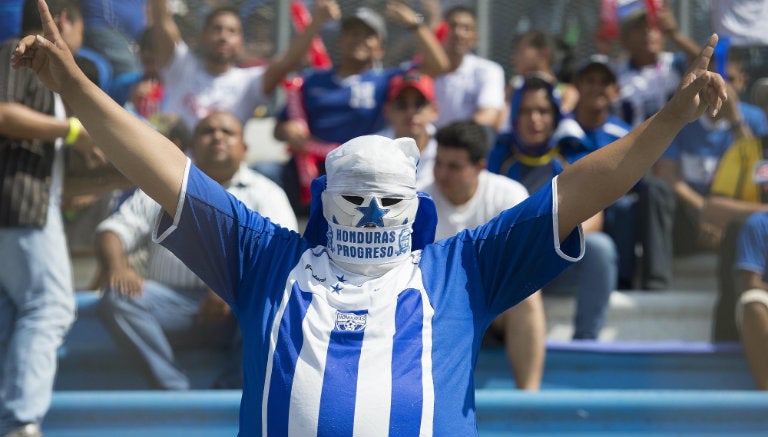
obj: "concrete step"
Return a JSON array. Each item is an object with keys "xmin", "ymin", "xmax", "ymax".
[
  {"xmin": 545, "ymin": 252, "xmax": 719, "ymax": 342},
  {"xmin": 545, "ymin": 290, "xmax": 716, "ymax": 342}
]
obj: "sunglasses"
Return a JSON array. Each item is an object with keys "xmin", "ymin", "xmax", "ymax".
[{"xmin": 392, "ymin": 98, "xmax": 430, "ymax": 111}]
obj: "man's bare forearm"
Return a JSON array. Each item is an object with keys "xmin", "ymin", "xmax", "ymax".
[
  {"xmin": 60, "ymin": 76, "xmax": 186, "ymax": 216},
  {"xmin": 148, "ymin": 0, "xmax": 180, "ymax": 67},
  {"xmin": 557, "ymin": 112, "xmax": 687, "ymax": 238},
  {"xmin": 0, "ymin": 102, "xmax": 69, "ymax": 140}
]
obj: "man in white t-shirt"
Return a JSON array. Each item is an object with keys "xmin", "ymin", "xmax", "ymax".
[
  {"xmin": 433, "ymin": 6, "xmax": 505, "ymax": 131},
  {"xmin": 422, "ymin": 120, "xmax": 544, "ymax": 391},
  {"xmin": 148, "ymin": 0, "xmax": 340, "ymax": 130}
]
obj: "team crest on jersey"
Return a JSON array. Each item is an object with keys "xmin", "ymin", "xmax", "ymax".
[{"xmin": 335, "ymin": 311, "xmax": 367, "ymax": 332}]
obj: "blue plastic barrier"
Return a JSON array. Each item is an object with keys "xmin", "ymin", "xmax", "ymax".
[
  {"xmin": 44, "ymin": 389, "xmax": 768, "ymax": 436},
  {"xmin": 477, "ymin": 341, "xmax": 755, "ymax": 390}
]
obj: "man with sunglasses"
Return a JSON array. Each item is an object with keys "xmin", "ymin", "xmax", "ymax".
[{"xmin": 381, "ymin": 70, "xmax": 439, "ymax": 189}]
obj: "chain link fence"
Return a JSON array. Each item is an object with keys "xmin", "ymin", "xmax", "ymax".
[
  {"xmin": 166, "ymin": 0, "xmax": 745, "ymax": 116},
  {"xmin": 173, "ymin": 1, "xmax": 714, "ymax": 81}
]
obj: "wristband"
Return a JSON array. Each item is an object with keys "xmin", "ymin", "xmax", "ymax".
[
  {"xmin": 65, "ymin": 117, "xmax": 82, "ymax": 145},
  {"xmin": 409, "ymin": 13, "xmax": 424, "ymax": 30}
]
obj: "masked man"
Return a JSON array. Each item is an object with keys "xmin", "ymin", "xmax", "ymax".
[{"xmin": 12, "ymin": 2, "xmax": 727, "ymax": 434}]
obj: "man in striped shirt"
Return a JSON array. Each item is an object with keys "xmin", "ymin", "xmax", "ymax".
[{"xmin": 95, "ymin": 111, "xmax": 297, "ymax": 390}]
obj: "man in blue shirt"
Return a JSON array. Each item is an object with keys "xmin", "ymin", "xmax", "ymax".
[
  {"xmin": 273, "ymin": 4, "xmax": 448, "ymax": 216},
  {"xmin": 734, "ymin": 212, "xmax": 768, "ymax": 390},
  {"xmin": 13, "ymin": 3, "xmax": 727, "ymax": 434}
]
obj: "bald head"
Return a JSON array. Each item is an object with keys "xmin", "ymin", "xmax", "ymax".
[{"xmin": 191, "ymin": 112, "xmax": 247, "ymax": 182}]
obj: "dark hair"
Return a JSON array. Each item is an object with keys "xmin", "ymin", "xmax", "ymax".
[
  {"xmin": 444, "ymin": 5, "xmax": 476, "ymax": 21},
  {"xmin": 513, "ymin": 29, "xmax": 573, "ymax": 81},
  {"xmin": 203, "ymin": 6, "xmax": 241, "ymax": 31},
  {"xmin": 21, "ymin": 0, "xmax": 80, "ymax": 35},
  {"xmin": 74, "ymin": 55, "xmax": 100, "ymax": 85},
  {"xmin": 514, "ymin": 30, "xmax": 555, "ymax": 55},
  {"xmin": 435, "ymin": 120, "xmax": 489, "ymax": 164},
  {"xmin": 518, "ymin": 75, "xmax": 559, "ymax": 114},
  {"xmin": 165, "ymin": 117, "xmax": 192, "ymax": 152},
  {"xmin": 138, "ymin": 27, "xmax": 156, "ymax": 53}
]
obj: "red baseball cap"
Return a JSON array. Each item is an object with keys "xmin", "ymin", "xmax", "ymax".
[{"xmin": 387, "ymin": 70, "xmax": 435, "ymax": 102}]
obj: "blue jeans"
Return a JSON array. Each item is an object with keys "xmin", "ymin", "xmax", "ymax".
[
  {"xmin": 543, "ymin": 232, "xmax": 617, "ymax": 339},
  {"xmin": 604, "ymin": 177, "xmax": 674, "ymax": 290},
  {"xmin": 97, "ymin": 280, "xmax": 237, "ymax": 390},
  {"xmin": 0, "ymin": 207, "xmax": 75, "ymax": 434}
]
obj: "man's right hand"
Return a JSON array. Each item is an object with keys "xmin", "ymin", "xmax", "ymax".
[
  {"xmin": 279, "ymin": 120, "xmax": 311, "ymax": 153},
  {"xmin": 107, "ymin": 267, "xmax": 145, "ymax": 298},
  {"xmin": 312, "ymin": 0, "xmax": 341, "ymax": 26},
  {"xmin": 11, "ymin": 0, "xmax": 85, "ymax": 96}
]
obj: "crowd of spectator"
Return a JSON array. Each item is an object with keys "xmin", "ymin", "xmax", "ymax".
[{"xmin": 3, "ymin": 0, "xmax": 768, "ymax": 435}]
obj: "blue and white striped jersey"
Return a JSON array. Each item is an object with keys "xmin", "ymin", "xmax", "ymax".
[{"xmin": 156, "ymin": 161, "xmax": 583, "ymax": 437}]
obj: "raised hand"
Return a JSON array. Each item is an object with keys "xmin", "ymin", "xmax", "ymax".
[
  {"xmin": 312, "ymin": 0, "xmax": 341, "ymax": 25},
  {"xmin": 661, "ymin": 34, "xmax": 728, "ymax": 125},
  {"xmin": 10, "ymin": 0, "xmax": 84, "ymax": 94},
  {"xmin": 386, "ymin": 1, "xmax": 423, "ymax": 29}
]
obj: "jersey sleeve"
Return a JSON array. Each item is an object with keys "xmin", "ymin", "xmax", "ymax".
[
  {"xmin": 153, "ymin": 161, "xmax": 306, "ymax": 307},
  {"xmin": 735, "ymin": 212, "xmax": 768, "ymax": 275},
  {"xmin": 741, "ymin": 102, "xmax": 768, "ymax": 137},
  {"xmin": 473, "ymin": 177, "xmax": 583, "ymax": 313}
]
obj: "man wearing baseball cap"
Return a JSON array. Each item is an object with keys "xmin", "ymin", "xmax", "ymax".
[
  {"xmin": 341, "ymin": 6, "xmax": 388, "ymax": 43},
  {"xmin": 381, "ymin": 70, "xmax": 438, "ymax": 189},
  {"xmin": 274, "ymin": 2, "xmax": 448, "ymax": 216}
]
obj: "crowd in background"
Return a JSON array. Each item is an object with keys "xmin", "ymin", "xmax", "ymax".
[{"xmin": 3, "ymin": 0, "xmax": 768, "ymax": 436}]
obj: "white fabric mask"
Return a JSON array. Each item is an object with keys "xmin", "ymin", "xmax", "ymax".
[{"xmin": 322, "ymin": 135, "xmax": 420, "ymax": 275}]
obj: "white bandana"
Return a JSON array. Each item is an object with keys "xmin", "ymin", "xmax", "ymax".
[{"xmin": 322, "ymin": 135, "xmax": 420, "ymax": 274}]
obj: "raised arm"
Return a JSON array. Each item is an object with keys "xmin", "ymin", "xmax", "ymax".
[
  {"xmin": 13, "ymin": 0, "xmax": 187, "ymax": 216},
  {"xmin": 658, "ymin": 4, "xmax": 701, "ymax": 61},
  {"xmin": 261, "ymin": 0, "xmax": 340, "ymax": 95},
  {"xmin": 148, "ymin": 0, "xmax": 181, "ymax": 68},
  {"xmin": 555, "ymin": 34, "xmax": 727, "ymax": 240},
  {"xmin": 386, "ymin": 1, "xmax": 449, "ymax": 77}
]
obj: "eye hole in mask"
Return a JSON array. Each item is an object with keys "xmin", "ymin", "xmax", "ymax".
[
  {"xmin": 342, "ymin": 195, "xmax": 402, "ymax": 207},
  {"xmin": 342, "ymin": 195, "xmax": 364, "ymax": 205}
]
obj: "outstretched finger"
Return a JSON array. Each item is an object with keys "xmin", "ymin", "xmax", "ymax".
[
  {"xmin": 687, "ymin": 33, "xmax": 718, "ymax": 76},
  {"xmin": 37, "ymin": 0, "xmax": 63, "ymax": 44}
]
